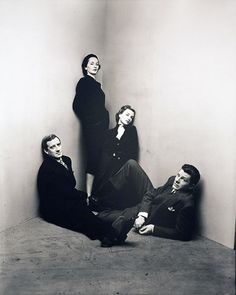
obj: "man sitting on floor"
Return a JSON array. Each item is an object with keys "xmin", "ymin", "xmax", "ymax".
[
  {"xmin": 37, "ymin": 134, "xmax": 134, "ymax": 247},
  {"xmin": 94, "ymin": 159, "xmax": 200, "ymax": 241}
]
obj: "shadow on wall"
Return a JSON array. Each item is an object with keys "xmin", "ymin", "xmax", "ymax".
[
  {"xmin": 234, "ymin": 220, "xmax": 236, "ymax": 250},
  {"xmin": 76, "ymin": 128, "xmax": 86, "ymax": 191},
  {"xmin": 193, "ymin": 180, "xmax": 204, "ymax": 239}
]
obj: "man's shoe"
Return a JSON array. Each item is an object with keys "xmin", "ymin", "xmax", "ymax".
[
  {"xmin": 100, "ymin": 236, "xmax": 113, "ymax": 247},
  {"xmin": 113, "ymin": 234, "xmax": 127, "ymax": 245},
  {"xmin": 112, "ymin": 216, "xmax": 134, "ymax": 243}
]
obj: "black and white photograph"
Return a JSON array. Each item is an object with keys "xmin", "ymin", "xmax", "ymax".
[{"xmin": 0, "ymin": 0, "xmax": 235, "ymax": 294}]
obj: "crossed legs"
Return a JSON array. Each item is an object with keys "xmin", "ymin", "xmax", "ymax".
[{"xmin": 109, "ymin": 159, "xmax": 154, "ymax": 204}]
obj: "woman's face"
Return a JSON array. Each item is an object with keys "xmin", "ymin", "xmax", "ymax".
[
  {"xmin": 118, "ymin": 109, "xmax": 135, "ymax": 126},
  {"xmin": 85, "ymin": 57, "xmax": 100, "ymax": 76}
]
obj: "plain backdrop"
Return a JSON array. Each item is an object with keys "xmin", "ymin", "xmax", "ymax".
[{"xmin": 0, "ymin": 0, "xmax": 235, "ymax": 249}]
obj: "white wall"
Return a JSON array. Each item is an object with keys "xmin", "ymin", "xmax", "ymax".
[
  {"xmin": 103, "ymin": 0, "xmax": 236, "ymax": 248},
  {"xmin": 1, "ymin": 0, "xmax": 235, "ymax": 249},
  {"xmin": 0, "ymin": 0, "xmax": 107, "ymax": 232}
]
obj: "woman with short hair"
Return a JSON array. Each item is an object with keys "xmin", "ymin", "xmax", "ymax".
[
  {"xmin": 91, "ymin": 105, "xmax": 139, "ymax": 209},
  {"xmin": 73, "ymin": 54, "xmax": 109, "ymax": 195}
]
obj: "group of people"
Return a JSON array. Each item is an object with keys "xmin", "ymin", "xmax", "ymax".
[{"xmin": 37, "ymin": 54, "xmax": 201, "ymax": 247}]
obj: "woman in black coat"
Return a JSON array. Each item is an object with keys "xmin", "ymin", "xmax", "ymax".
[
  {"xmin": 91, "ymin": 105, "xmax": 139, "ymax": 209},
  {"xmin": 73, "ymin": 54, "xmax": 109, "ymax": 195}
]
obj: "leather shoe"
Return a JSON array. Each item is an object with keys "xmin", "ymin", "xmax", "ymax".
[
  {"xmin": 100, "ymin": 236, "xmax": 113, "ymax": 247},
  {"xmin": 112, "ymin": 216, "xmax": 134, "ymax": 242}
]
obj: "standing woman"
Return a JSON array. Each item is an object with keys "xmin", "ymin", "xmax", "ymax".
[
  {"xmin": 73, "ymin": 54, "xmax": 109, "ymax": 195},
  {"xmin": 91, "ymin": 105, "xmax": 139, "ymax": 209}
]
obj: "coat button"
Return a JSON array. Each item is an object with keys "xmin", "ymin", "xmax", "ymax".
[
  {"xmin": 113, "ymin": 153, "xmax": 116, "ymax": 157},
  {"xmin": 118, "ymin": 157, "xmax": 121, "ymax": 160}
]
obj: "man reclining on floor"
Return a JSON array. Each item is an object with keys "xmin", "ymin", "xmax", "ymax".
[{"xmin": 93, "ymin": 159, "xmax": 201, "ymax": 241}]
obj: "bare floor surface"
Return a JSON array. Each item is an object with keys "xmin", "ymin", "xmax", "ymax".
[{"xmin": 0, "ymin": 218, "xmax": 235, "ymax": 295}]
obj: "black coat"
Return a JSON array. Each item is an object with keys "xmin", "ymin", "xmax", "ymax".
[
  {"xmin": 72, "ymin": 75, "xmax": 109, "ymax": 174},
  {"xmin": 37, "ymin": 156, "xmax": 87, "ymax": 225},
  {"xmin": 37, "ymin": 156, "xmax": 111, "ymax": 239},
  {"xmin": 93, "ymin": 125, "xmax": 139, "ymax": 191},
  {"xmin": 98, "ymin": 176, "xmax": 195, "ymax": 241},
  {"xmin": 73, "ymin": 75, "xmax": 109, "ymax": 126},
  {"xmin": 141, "ymin": 176, "xmax": 195, "ymax": 241}
]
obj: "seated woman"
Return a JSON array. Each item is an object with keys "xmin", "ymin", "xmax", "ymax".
[{"xmin": 91, "ymin": 105, "xmax": 139, "ymax": 210}]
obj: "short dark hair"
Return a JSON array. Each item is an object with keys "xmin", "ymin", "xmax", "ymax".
[
  {"xmin": 115, "ymin": 105, "xmax": 136, "ymax": 124},
  {"xmin": 182, "ymin": 164, "xmax": 200, "ymax": 185},
  {"xmin": 41, "ymin": 134, "xmax": 60, "ymax": 157},
  {"xmin": 81, "ymin": 53, "xmax": 101, "ymax": 76}
]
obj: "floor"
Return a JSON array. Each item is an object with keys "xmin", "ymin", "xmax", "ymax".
[{"xmin": 0, "ymin": 217, "xmax": 235, "ymax": 295}]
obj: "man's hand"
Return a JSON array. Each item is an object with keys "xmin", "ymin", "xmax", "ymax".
[
  {"xmin": 139, "ymin": 224, "xmax": 154, "ymax": 235},
  {"xmin": 134, "ymin": 216, "xmax": 146, "ymax": 229}
]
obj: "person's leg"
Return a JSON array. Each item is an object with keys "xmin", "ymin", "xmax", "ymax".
[
  {"xmin": 64, "ymin": 198, "xmax": 112, "ymax": 240},
  {"xmin": 97, "ymin": 206, "xmax": 139, "ymax": 244},
  {"xmin": 110, "ymin": 159, "xmax": 154, "ymax": 203},
  {"xmin": 80, "ymin": 207, "xmax": 135, "ymax": 246},
  {"xmin": 97, "ymin": 206, "xmax": 140, "ymax": 224},
  {"xmin": 97, "ymin": 209, "xmax": 123, "ymax": 223},
  {"xmin": 91, "ymin": 159, "xmax": 154, "ymax": 210},
  {"xmin": 68, "ymin": 201, "xmax": 136, "ymax": 246}
]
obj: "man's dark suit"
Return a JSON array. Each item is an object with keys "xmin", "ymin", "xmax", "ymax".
[
  {"xmin": 37, "ymin": 155, "xmax": 114, "ymax": 240},
  {"xmin": 97, "ymin": 161, "xmax": 196, "ymax": 241},
  {"xmin": 140, "ymin": 176, "xmax": 195, "ymax": 241}
]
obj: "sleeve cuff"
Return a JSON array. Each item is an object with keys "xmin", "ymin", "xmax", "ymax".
[{"xmin": 138, "ymin": 212, "xmax": 148, "ymax": 218}]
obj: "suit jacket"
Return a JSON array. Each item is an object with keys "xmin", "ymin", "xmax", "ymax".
[
  {"xmin": 93, "ymin": 125, "xmax": 139, "ymax": 191},
  {"xmin": 37, "ymin": 155, "xmax": 87, "ymax": 226},
  {"xmin": 139, "ymin": 176, "xmax": 195, "ymax": 241}
]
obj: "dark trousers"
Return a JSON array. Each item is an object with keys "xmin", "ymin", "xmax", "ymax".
[
  {"xmin": 97, "ymin": 159, "xmax": 154, "ymax": 220},
  {"xmin": 97, "ymin": 206, "xmax": 140, "ymax": 224},
  {"xmin": 69, "ymin": 204, "xmax": 113, "ymax": 240},
  {"xmin": 110, "ymin": 159, "xmax": 153, "ymax": 201},
  {"xmin": 43, "ymin": 198, "xmax": 114, "ymax": 241}
]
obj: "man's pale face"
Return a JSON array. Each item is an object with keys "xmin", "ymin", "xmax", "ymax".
[
  {"xmin": 172, "ymin": 169, "xmax": 191, "ymax": 191},
  {"xmin": 44, "ymin": 137, "xmax": 62, "ymax": 159}
]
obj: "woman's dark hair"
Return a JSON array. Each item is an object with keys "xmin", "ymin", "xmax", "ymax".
[
  {"xmin": 182, "ymin": 164, "xmax": 200, "ymax": 185},
  {"xmin": 81, "ymin": 54, "xmax": 101, "ymax": 76},
  {"xmin": 41, "ymin": 134, "xmax": 60, "ymax": 157},
  {"xmin": 115, "ymin": 105, "xmax": 136, "ymax": 124}
]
